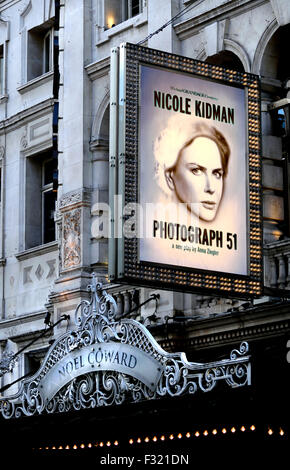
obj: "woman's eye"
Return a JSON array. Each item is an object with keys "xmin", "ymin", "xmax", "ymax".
[
  {"xmin": 191, "ymin": 167, "xmax": 202, "ymax": 175},
  {"xmin": 213, "ymin": 170, "xmax": 223, "ymax": 179}
]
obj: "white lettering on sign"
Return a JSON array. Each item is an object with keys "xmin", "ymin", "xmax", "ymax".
[{"xmin": 38, "ymin": 342, "xmax": 163, "ymax": 402}]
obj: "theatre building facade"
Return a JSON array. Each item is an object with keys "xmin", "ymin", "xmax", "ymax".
[{"xmin": 0, "ymin": 0, "xmax": 289, "ymax": 461}]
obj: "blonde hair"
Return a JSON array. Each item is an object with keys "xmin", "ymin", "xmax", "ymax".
[{"xmin": 154, "ymin": 115, "xmax": 230, "ymax": 197}]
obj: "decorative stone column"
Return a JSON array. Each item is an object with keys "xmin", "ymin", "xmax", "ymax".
[
  {"xmin": 123, "ymin": 291, "xmax": 132, "ymax": 315},
  {"xmin": 277, "ymin": 254, "xmax": 286, "ymax": 289},
  {"xmin": 269, "ymin": 256, "xmax": 278, "ymax": 288},
  {"xmin": 286, "ymin": 252, "xmax": 290, "ymax": 288},
  {"xmin": 116, "ymin": 293, "xmax": 124, "ymax": 317}
]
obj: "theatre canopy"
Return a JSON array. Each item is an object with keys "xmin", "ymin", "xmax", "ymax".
[{"xmin": 0, "ymin": 275, "xmax": 251, "ymax": 419}]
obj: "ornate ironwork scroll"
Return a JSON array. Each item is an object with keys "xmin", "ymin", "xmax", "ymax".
[{"xmin": 0, "ymin": 275, "xmax": 251, "ymax": 419}]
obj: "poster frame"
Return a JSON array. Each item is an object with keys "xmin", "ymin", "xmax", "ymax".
[{"xmin": 109, "ymin": 42, "xmax": 263, "ymax": 299}]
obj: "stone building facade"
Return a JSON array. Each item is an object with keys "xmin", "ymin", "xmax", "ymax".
[{"xmin": 0, "ymin": 0, "xmax": 289, "ymax": 458}]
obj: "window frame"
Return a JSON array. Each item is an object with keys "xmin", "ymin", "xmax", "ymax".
[
  {"xmin": 104, "ymin": 0, "xmax": 142, "ymax": 30},
  {"xmin": 128, "ymin": 0, "xmax": 142, "ymax": 18},
  {"xmin": 41, "ymin": 157, "xmax": 57, "ymax": 245},
  {"xmin": 24, "ymin": 150, "xmax": 57, "ymax": 250},
  {"xmin": 0, "ymin": 45, "xmax": 4, "ymax": 96},
  {"xmin": 27, "ymin": 24, "xmax": 54, "ymax": 82},
  {"xmin": 43, "ymin": 28, "xmax": 54, "ymax": 75},
  {"xmin": 24, "ymin": 347, "xmax": 49, "ymax": 376},
  {"xmin": 269, "ymin": 103, "xmax": 290, "ymax": 237}
]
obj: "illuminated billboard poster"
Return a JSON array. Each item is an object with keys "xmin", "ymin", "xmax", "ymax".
[
  {"xmin": 139, "ymin": 64, "xmax": 247, "ymax": 276},
  {"xmin": 110, "ymin": 43, "xmax": 263, "ymax": 298}
]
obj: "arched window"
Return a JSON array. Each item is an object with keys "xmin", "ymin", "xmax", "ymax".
[
  {"xmin": 261, "ymin": 24, "xmax": 290, "ymax": 86},
  {"xmin": 205, "ymin": 50, "xmax": 245, "ymax": 72},
  {"xmin": 261, "ymin": 24, "xmax": 290, "ymax": 239}
]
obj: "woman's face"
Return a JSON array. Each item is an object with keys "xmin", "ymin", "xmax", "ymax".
[{"xmin": 168, "ymin": 137, "xmax": 224, "ymax": 222}]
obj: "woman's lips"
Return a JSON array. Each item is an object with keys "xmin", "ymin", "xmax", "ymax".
[{"xmin": 201, "ymin": 201, "xmax": 216, "ymax": 210}]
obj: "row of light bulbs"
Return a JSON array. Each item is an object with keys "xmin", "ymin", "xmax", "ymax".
[
  {"xmin": 38, "ymin": 441, "xmax": 120, "ymax": 451},
  {"xmin": 35, "ymin": 425, "xmax": 286, "ymax": 451},
  {"xmin": 129, "ymin": 426, "xmax": 253, "ymax": 444}
]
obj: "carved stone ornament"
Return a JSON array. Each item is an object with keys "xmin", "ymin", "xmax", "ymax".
[
  {"xmin": 0, "ymin": 275, "xmax": 251, "ymax": 419},
  {"xmin": 58, "ymin": 189, "xmax": 91, "ymax": 211},
  {"xmin": 0, "ymin": 145, "xmax": 5, "ymax": 159},
  {"xmin": 0, "ymin": 352, "xmax": 18, "ymax": 378},
  {"xmin": 59, "ymin": 190, "xmax": 82, "ymax": 210},
  {"xmin": 62, "ymin": 208, "xmax": 81, "ymax": 269},
  {"xmin": 20, "ymin": 126, "xmax": 28, "ymax": 149}
]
